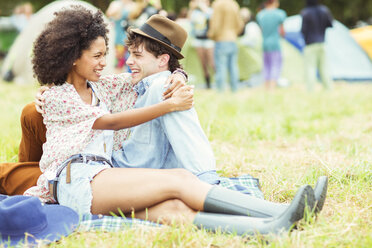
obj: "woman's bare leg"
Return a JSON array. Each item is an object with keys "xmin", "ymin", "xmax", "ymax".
[
  {"xmin": 206, "ymin": 47, "xmax": 215, "ymax": 71},
  {"xmin": 196, "ymin": 47, "xmax": 209, "ymax": 78},
  {"xmin": 196, "ymin": 47, "xmax": 214, "ymax": 88},
  {"xmin": 134, "ymin": 199, "xmax": 197, "ymax": 225},
  {"xmin": 90, "ymin": 168, "xmax": 212, "ymax": 216}
]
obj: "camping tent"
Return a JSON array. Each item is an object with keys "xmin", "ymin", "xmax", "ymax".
[
  {"xmin": 350, "ymin": 26, "xmax": 372, "ymax": 61},
  {"xmin": 1, "ymin": 0, "xmax": 115, "ymax": 84},
  {"xmin": 283, "ymin": 15, "xmax": 372, "ymax": 81}
]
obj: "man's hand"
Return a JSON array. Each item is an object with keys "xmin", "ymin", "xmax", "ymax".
[{"xmin": 34, "ymin": 86, "xmax": 50, "ymax": 114}]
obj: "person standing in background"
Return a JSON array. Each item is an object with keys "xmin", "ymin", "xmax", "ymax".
[
  {"xmin": 239, "ymin": 7, "xmax": 262, "ymax": 50},
  {"xmin": 106, "ymin": 0, "xmax": 134, "ymax": 73},
  {"xmin": 10, "ymin": 2, "xmax": 33, "ymax": 33},
  {"xmin": 189, "ymin": 0, "xmax": 214, "ymax": 89},
  {"xmin": 301, "ymin": 0, "xmax": 333, "ymax": 91},
  {"xmin": 256, "ymin": 0, "xmax": 286, "ymax": 90},
  {"xmin": 129, "ymin": 0, "xmax": 162, "ymax": 28},
  {"xmin": 208, "ymin": 0, "xmax": 243, "ymax": 92}
]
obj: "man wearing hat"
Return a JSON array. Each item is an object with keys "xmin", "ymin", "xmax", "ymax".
[
  {"xmin": 0, "ymin": 14, "xmax": 263, "ymax": 199},
  {"xmin": 110, "ymin": 15, "xmax": 263, "ymax": 197},
  {"xmin": 112, "ymin": 14, "xmax": 220, "ymax": 184}
]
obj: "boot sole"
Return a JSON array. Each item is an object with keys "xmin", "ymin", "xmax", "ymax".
[
  {"xmin": 265, "ymin": 185, "xmax": 314, "ymax": 234},
  {"xmin": 288, "ymin": 185, "xmax": 314, "ymax": 223},
  {"xmin": 314, "ymin": 176, "xmax": 328, "ymax": 213}
]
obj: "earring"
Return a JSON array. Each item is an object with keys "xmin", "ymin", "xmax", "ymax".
[{"xmin": 73, "ymin": 63, "xmax": 76, "ymax": 66}]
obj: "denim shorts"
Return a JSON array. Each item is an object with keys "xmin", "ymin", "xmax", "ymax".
[{"xmin": 57, "ymin": 161, "xmax": 111, "ymax": 215}]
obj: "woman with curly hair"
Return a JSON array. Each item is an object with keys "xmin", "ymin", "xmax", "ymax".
[{"xmin": 24, "ymin": 5, "xmax": 319, "ymax": 236}]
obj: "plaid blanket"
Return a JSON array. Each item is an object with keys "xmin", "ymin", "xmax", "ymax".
[
  {"xmin": 217, "ymin": 174, "xmax": 264, "ymax": 199},
  {"xmin": 78, "ymin": 214, "xmax": 160, "ymax": 232}
]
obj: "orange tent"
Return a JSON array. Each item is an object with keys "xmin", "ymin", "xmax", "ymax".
[{"xmin": 350, "ymin": 26, "xmax": 372, "ymax": 60}]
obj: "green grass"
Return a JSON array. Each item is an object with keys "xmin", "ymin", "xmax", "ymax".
[{"xmin": 1, "ymin": 81, "xmax": 371, "ymax": 247}]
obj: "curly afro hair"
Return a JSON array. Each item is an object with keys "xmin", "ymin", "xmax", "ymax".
[{"xmin": 32, "ymin": 5, "xmax": 109, "ymax": 86}]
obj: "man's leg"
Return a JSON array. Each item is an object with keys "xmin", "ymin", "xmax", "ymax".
[
  {"xmin": 0, "ymin": 162, "xmax": 41, "ymax": 195},
  {"xmin": 304, "ymin": 44, "xmax": 318, "ymax": 92},
  {"xmin": 318, "ymin": 43, "xmax": 333, "ymax": 90},
  {"xmin": 18, "ymin": 102, "xmax": 46, "ymax": 162},
  {"xmin": 214, "ymin": 42, "xmax": 227, "ymax": 92},
  {"xmin": 0, "ymin": 102, "xmax": 45, "ymax": 195},
  {"xmin": 227, "ymin": 41, "xmax": 239, "ymax": 92}
]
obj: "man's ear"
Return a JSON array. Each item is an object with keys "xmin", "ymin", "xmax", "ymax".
[{"xmin": 158, "ymin": 53, "xmax": 170, "ymax": 68}]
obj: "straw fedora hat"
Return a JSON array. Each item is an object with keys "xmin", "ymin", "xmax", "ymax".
[
  {"xmin": 0, "ymin": 195, "xmax": 79, "ymax": 247},
  {"xmin": 131, "ymin": 14, "xmax": 188, "ymax": 59}
]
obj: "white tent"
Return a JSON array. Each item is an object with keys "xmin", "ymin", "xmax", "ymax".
[{"xmin": 1, "ymin": 0, "xmax": 115, "ymax": 84}]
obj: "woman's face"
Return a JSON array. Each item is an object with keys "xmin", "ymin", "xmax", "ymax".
[{"xmin": 72, "ymin": 36, "xmax": 107, "ymax": 82}]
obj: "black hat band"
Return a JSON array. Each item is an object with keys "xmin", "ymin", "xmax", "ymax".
[{"xmin": 140, "ymin": 23, "xmax": 181, "ymax": 52}]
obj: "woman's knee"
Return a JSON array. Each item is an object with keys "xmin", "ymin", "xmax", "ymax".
[
  {"xmin": 170, "ymin": 168, "xmax": 197, "ymax": 183},
  {"xmin": 154, "ymin": 199, "xmax": 195, "ymax": 225},
  {"xmin": 162, "ymin": 199, "xmax": 192, "ymax": 213},
  {"xmin": 21, "ymin": 103, "xmax": 39, "ymax": 122}
]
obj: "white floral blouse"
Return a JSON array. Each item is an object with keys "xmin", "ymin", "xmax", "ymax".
[{"xmin": 24, "ymin": 73, "xmax": 137, "ymax": 202}]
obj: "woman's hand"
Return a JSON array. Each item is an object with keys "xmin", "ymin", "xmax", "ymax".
[
  {"xmin": 34, "ymin": 86, "xmax": 50, "ymax": 114},
  {"xmin": 168, "ymin": 85, "xmax": 195, "ymax": 111},
  {"xmin": 163, "ymin": 71, "xmax": 188, "ymax": 100}
]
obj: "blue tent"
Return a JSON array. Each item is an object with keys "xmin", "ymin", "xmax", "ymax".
[{"xmin": 284, "ymin": 15, "xmax": 372, "ymax": 81}]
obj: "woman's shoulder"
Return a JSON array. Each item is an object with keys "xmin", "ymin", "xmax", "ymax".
[
  {"xmin": 42, "ymin": 84, "xmax": 78, "ymax": 117},
  {"xmin": 43, "ymin": 84, "xmax": 74, "ymax": 100}
]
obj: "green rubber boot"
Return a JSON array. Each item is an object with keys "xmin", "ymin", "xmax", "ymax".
[
  {"xmin": 204, "ymin": 184, "xmax": 315, "ymax": 220},
  {"xmin": 248, "ymin": 176, "xmax": 328, "ymax": 216},
  {"xmin": 194, "ymin": 185, "xmax": 313, "ymax": 236}
]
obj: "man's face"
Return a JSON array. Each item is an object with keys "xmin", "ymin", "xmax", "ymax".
[{"xmin": 126, "ymin": 44, "xmax": 162, "ymax": 85}]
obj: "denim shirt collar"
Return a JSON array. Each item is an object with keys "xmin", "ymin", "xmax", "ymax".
[{"xmin": 133, "ymin": 71, "xmax": 171, "ymax": 96}]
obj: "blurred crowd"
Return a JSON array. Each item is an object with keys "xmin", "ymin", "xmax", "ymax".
[
  {"xmin": 1, "ymin": 0, "xmax": 335, "ymax": 92},
  {"xmin": 105, "ymin": 0, "xmax": 334, "ymax": 92}
]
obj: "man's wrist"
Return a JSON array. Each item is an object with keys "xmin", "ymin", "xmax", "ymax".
[{"xmin": 173, "ymin": 68, "xmax": 188, "ymax": 82}]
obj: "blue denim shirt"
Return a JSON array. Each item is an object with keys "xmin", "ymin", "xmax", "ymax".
[{"xmin": 112, "ymin": 71, "xmax": 219, "ymax": 183}]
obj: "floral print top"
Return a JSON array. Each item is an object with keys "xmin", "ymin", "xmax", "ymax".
[{"xmin": 24, "ymin": 73, "xmax": 137, "ymax": 202}]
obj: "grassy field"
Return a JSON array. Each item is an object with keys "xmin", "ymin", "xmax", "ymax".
[{"xmin": 0, "ymin": 81, "xmax": 371, "ymax": 247}]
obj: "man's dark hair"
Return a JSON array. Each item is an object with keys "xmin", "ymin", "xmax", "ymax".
[
  {"xmin": 125, "ymin": 28, "xmax": 182, "ymax": 72},
  {"xmin": 32, "ymin": 5, "xmax": 109, "ymax": 86}
]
